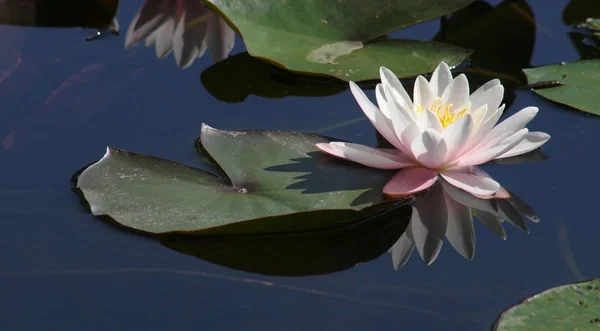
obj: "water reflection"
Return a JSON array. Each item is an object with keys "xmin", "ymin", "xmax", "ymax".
[
  {"xmin": 390, "ymin": 178, "xmax": 538, "ymax": 268},
  {"xmin": 161, "ymin": 203, "xmax": 412, "ymax": 276},
  {"xmin": 125, "ymin": 0, "xmax": 235, "ymax": 68}
]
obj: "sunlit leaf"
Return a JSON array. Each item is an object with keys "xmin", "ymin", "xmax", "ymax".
[
  {"xmin": 493, "ymin": 279, "xmax": 600, "ymax": 330},
  {"xmin": 204, "ymin": 0, "xmax": 473, "ymax": 81},
  {"xmin": 75, "ymin": 125, "xmax": 407, "ymax": 234},
  {"xmin": 524, "ymin": 59, "xmax": 600, "ymax": 115}
]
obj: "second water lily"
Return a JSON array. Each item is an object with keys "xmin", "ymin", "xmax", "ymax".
[{"xmin": 316, "ymin": 62, "xmax": 550, "ymax": 198}]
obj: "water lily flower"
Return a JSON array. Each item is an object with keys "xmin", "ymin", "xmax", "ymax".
[
  {"xmin": 390, "ymin": 179, "xmax": 538, "ymax": 266},
  {"xmin": 316, "ymin": 62, "xmax": 550, "ymax": 199},
  {"xmin": 125, "ymin": 0, "xmax": 235, "ymax": 68}
]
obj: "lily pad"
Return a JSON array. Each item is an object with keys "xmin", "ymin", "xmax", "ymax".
[
  {"xmin": 204, "ymin": 0, "xmax": 473, "ymax": 81},
  {"xmin": 493, "ymin": 279, "xmax": 600, "ymax": 330},
  {"xmin": 161, "ymin": 205, "xmax": 411, "ymax": 276},
  {"xmin": 75, "ymin": 125, "xmax": 406, "ymax": 235},
  {"xmin": 524, "ymin": 59, "xmax": 600, "ymax": 115}
]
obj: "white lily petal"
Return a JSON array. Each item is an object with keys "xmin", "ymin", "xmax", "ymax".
[
  {"xmin": 380, "ymin": 67, "xmax": 414, "ymax": 111},
  {"xmin": 411, "ymin": 184, "xmax": 448, "ymax": 265},
  {"xmin": 460, "ymin": 104, "xmax": 504, "ymax": 156},
  {"xmin": 429, "ymin": 62, "xmax": 453, "ymax": 97},
  {"xmin": 495, "ymin": 132, "xmax": 551, "ymax": 159},
  {"xmin": 155, "ymin": 19, "xmax": 176, "ymax": 59},
  {"xmin": 474, "ymin": 210, "xmax": 507, "ymax": 240},
  {"xmin": 444, "ymin": 193, "xmax": 475, "ymax": 260},
  {"xmin": 456, "ymin": 128, "xmax": 528, "ymax": 167},
  {"xmin": 207, "ymin": 14, "xmax": 236, "ymax": 62},
  {"xmin": 443, "ymin": 114, "xmax": 474, "ymax": 162},
  {"xmin": 316, "ymin": 142, "xmax": 414, "ymax": 169},
  {"xmin": 388, "ymin": 93, "xmax": 420, "ymax": 153},
  {"xmin": 470, "ymin": 82, "xmax": 504, "ymax": 116},
  {"xmin": 411, "ymin": 129, "xmax": 447, "ymax": 169},
  {"xmin": 375, "ymin": 84, "xmax": 392, "ymax": 118},
  {"xmin": 390, "ymin": 227, "xmax": 415, "ymax": 269},
  {"xmin": 470, "ymin": 104, "xmax": 487, "ymax": 132},
  {"xmin": 441, "ymin": 179, "xmax": 499, "ymax": 214},
  {"xmin": 416, "ymin": 109, "xmax": 444, "ymax": 133},
  {"xmin": 442, "ymin": 74, "xmax": 469, "ymax": 109},
  {"xmin": 125, "ymin": 12, "xmax": 166, "ymax": 49},
  {"xmin": 173, "ymin": 11, "xmax": 208, "ymax": 69},
  {"xmin": 440, "ymin": 170, "xmax": 501, "ymax": 196},
  {"xmin": 414, "ymin": 76, "xmax": 435, "ymax": 112},
  {"xmin": 476, "ymin": 106, "xmax": 538, "ymax": 152}
]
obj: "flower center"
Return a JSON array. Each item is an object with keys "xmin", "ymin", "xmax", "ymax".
[{"xmin": 415, "ymin": 97, "xmax": 469, "ymax": 129}]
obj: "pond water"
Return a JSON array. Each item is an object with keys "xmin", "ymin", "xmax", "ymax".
[{"xmin": 0, "ymin": 0, "xmax": 599, "ymax": 330}]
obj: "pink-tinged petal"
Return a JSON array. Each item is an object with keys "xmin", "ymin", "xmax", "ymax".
[
  {"xmin": 380, "ymin": 67, "xmax": 414, "ymax": 111},
  {"xmin": 440, "ymin": 178, "xmax": 499, "ymax": 214},
  {"xmin": 476, "ymin": 106, "xmax": 538, "ymax": 152},
  {"xmin": 316, "ymin": 142, "xmax": 414, "ymax": 169},
  {"xmin": 411, "ymin": 129, "xmax": 447, "ymax": 169},
  {"xmin": 473, "ymin": 210, "xmax": 507, "ymax": 240},
  {"xmin": 125, "ymin": 11, "xmax": 167, "ymax": 49},
  {"xmin": 443, "ymin": 113, "xmax": 473, "ymax": 162},
  {"xmin": 411, "ymin": 184, "xmax": 448, "ymax": 265},
  {"xmin": 382, "ymin": 167, "xmax": 438, "ymax": 198},
  {"xmin": 350, "ymin": 81, "xmax": 381, "ymax": 122},
  {"xmin": 442, "ymin": 74, "xmax": 469, "ymax": 109},
  {"xmin": 495, "ymin": 132, "xmax": 550, "ymax": 159},
  {"xmin": 440, "ymin": 170, "xmax": 500, "ymax": 196},
  {"xmin": 473, "ymin": 186, "xmax": 511, "ymax": 199},
  {"xmin": 470, "ymin": 81, "xmax": 504, "ymax": 116},
  {"xmin": 444, "ymin": 193, "xmax": 475, "ymax": 260},
  {"xmin": 155, "ymin": 18, "xmax": 177, "ymax": 59},
  {"xmin": 429, "ymin": 61, "xmax": 453, "ymax": 97},
  {"xmin": 455, "ymin": 128, "xmax": 528, "ymax": 167},
  {"xmin": 414, "ymin": 75, "xmax": 435, "ymax": 110},
  {"xmin": 416, "ymin": 109, "xmax": 444, "ymax": 133},
  {"xmin": 389, "ymin": 227, "xmax": 415, "ymax": 269}
]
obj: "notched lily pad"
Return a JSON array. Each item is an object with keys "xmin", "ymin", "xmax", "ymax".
[
  {"xmin": 75, "ymin": 125, "xmax": 407, "ymax": 235},
  {"xmin": 493, "ymin": 279, "xmax": 600, "ymax": 331},
  {"xmin": 524, "ymin": 59, "xmax": 600, "ymax": 115},
  {"xmin": 204, "ymin": 0, "xmax": 473, "ymax": 81}
]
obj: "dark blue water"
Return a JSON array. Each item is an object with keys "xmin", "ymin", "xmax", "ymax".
[{"xmin": 1, "ymin": 0, "xmax": 599, "ymax": 330}]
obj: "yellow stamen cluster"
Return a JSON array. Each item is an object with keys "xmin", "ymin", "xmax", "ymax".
[{"xmin": 415, "ymin": 98, "xmax": 468, "ymax": 129}]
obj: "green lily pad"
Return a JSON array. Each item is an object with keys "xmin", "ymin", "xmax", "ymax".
[
  {"xmin": 524, "ymin": 59, "xmax": 600, "ymax": 115},
  {"xmin": 75, "ymin": 125, "xmax": 405, "ymax": 235},
  {"xmin": 161, "ymin": 204, "xmax": 411, "ymax": 276},
  {"xmin": 204, "ymin": 0, "xmax": 473, "ymax": 81},
  {"xmin": 493, "ymin": 279, "xmax": 600, "ymax": 330}
]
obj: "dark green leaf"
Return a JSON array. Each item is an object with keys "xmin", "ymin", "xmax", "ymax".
[
  {"xmin": 205, "ymin": 0, "xmax": 473, "ymax": 81},
  {"xmin": 76, "ymin": 126, "xmax": 406, "ymax": 234},
  {"xmin": 524, "ymin": 59, "xmax": 600, "ymax": 115}
]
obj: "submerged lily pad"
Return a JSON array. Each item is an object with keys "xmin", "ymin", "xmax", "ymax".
[
  {"xmin": 75, "ymin": 125, "xmax": 406, "ymax": 234},
  {"xmin": 524, "ymin": 59, "xmax": 600, "ymax": 115},
  {"xmin": 162, "ymin": 205, "xmax": 411, "ymax": 276},
  {"xmin": 493, "ymin": 279, "xmax": 600, "ymax": 330},
  {"xmin": 205, "ymin": 0, "xmax": 472, "ymax": 81}
]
